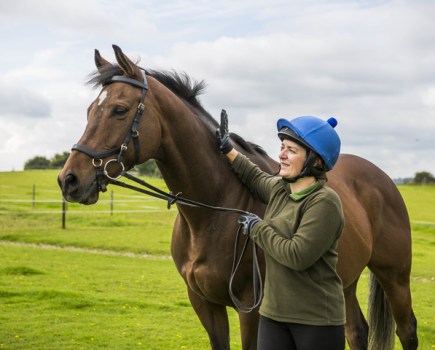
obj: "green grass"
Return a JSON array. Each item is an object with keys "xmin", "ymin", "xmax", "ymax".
[
  {"xmin": 398, "ymin": 184, "xmax": 435, "ymax": 223},
  {"xmin": 0, "ymin": 170, "xmax": 178, "ymax": 255},
  {"xmin": 0, "ymin": 171, "xmax": 434, "ymax": 349},
  {"xmin": 0, "ymin": 245, "xmax": 215, "ymax": 350}
]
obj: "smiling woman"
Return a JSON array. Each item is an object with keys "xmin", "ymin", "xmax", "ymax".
[
  {"xmin": 218, "ymin": 112, "xmax": 347, "ymax": 350},
  {"xmin": 278, "ymin": 138, "xmax": 308, "ymax": 180}
]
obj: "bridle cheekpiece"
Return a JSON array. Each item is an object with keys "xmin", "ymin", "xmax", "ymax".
[{"xmin": 71, "ymin": 70, "xmax": 149, "ymax": 191}]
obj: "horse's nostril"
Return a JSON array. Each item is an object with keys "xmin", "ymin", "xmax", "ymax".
[{"xmin": 64, "ymin": 172, "xmax": 79, "ymax": 193}]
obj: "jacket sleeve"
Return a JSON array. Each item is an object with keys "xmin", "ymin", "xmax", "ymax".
[
  {"xmin": 231, "ymin": 153, "xmax": 278, "ymax": 204},
  {"xmin": 250, "ymin": 194, "xmax": 344, "ymax": 271}
]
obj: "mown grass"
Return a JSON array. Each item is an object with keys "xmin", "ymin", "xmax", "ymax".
[
  {"xmin": 0, "ymin": 170, "xmax": 177, "ymax": 255},
  {"xmin": 0, "ymin": 170, "xmax": 434, "ymax": 349},
  {"xmin": 0, "ymin": 245, "xmax": 216, "ymax": 350}
]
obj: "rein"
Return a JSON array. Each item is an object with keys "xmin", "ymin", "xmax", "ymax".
[
  {"xmin": 70, "ymin": 70, "xmax": 262, "ymax": 313},
  {"xmin": 111, "ymin": 171, "xmax": 263, "ymax": 313}
]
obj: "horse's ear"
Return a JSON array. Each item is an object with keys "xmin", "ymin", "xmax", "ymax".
[
  {"xmin": 94, "ymin": 49, "xmax": 111, "ymax": 71},
  {"xmin": 112, "ymin": 44, "xmax": 143, "ymax": 80}
]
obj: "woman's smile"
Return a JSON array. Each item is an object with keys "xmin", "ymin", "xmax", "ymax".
[{"xmin": 278, "ymin": 139, "xmax": 307, "ymax": 179}]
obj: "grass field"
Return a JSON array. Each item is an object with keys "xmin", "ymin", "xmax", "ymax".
[{"xmin": 0, "ymin": 170, "xmax": 434, "ymax": 349}]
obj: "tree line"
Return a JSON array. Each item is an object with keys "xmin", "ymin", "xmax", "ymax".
[
  {"xmin": 24, "ymin": 153, "xmax": 434, "ymax": 183},
  {"xmin": 24, "ymin": 152, "xmax": 70, "ymax": 170},
  {"xmin": 24, "ymin": 152, "xmax": 161, "ymax": 177}
]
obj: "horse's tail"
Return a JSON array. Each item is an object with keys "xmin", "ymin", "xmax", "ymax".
[{"xmin": 368, "ymin": 272, "xmax": 396, "ymax": 350}]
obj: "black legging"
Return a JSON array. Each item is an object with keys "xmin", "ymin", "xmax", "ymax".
[{"xmin": 258, "ymin": 316, "xmax": 345, "ymax": 350}]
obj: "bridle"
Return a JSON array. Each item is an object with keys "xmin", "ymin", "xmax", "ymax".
[{"xmin": 71, "ymin": 70, "xmax": 149, "ymax": 192}]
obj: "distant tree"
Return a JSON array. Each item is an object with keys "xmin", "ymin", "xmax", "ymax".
[
  {"xmin": 403, "ymin": 178, "xmax": 413, "ymax": 185},
  {"xmin": 414, "ymin": 171, "xmax": 435, "ymax": 184},
  {"xmin": 50, "ymin": 152, "xmax": 70, "ymax": 168},
  {"xmin": 24, "ymin": 156, "xmax": 51, "ymax": 170},
  {"xmin": 135, "ymin": 160, "xmax": 161, "ymax": 177}
]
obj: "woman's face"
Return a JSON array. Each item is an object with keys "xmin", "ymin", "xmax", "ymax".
[{"xmin": 278, "ymin": 139, "xmax": 308, "ymax": 179}]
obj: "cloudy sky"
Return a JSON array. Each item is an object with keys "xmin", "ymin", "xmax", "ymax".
[{"xmin": 1, "ymin": 0, "xmax": 434, "ymax": 179}]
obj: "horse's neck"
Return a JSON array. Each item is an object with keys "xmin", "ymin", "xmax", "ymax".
[{"xmin": 156, "ymin": 100, "xmax": 235, "ymax": 204}]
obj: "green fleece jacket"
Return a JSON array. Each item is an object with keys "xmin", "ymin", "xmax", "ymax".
[{"xmin": 232, "ymin": 153, "xmax": 346, "ymax": 326}]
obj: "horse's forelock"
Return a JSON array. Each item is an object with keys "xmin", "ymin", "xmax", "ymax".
[{"xmin": 87, "ymin": 65, "xmax": 124, "ymax": 88}]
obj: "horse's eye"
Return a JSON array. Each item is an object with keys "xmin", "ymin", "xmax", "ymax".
[{"xmin": 111, "ymin": 106, "xmax": 128, "ymax": 117}]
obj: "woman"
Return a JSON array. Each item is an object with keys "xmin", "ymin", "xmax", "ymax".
[{"xmin": 216, "ymin": 110, "xmax": 346, "ymax": 350}]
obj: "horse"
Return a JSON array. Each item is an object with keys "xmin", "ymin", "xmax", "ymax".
[{"xmin": 58, "ymin": 45, "xmax": 418, "ymax": 350}]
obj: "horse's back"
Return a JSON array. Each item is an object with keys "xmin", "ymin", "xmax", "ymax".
[
  {"xmin": 327, "ymin": 154, "xmax": 411, "ymax": 286},
  {"xmin": 330, "ymin": 154, "xmax": 409, "ymax": 226}
]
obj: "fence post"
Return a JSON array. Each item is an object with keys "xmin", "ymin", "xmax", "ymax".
[
  {"xmin": 110, "ymin": 191, "xmax": 114, "ymax": 216},
  {"xmin": 62, "ymin": 198, "xmax": 67, "ymax": 229},
  {"xmin": 32, "ymin": 184, "xmax": 36, "ymax": 208}
]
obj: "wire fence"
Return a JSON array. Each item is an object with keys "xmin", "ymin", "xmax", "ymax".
[{"xmin": 0, "ymin": 183, "xmax": 172, "ymax": 229}]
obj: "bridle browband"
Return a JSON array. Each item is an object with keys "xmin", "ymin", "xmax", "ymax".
[{"xmin": 71, "ymin": 70, "xmax": 149, "ymax": 192}]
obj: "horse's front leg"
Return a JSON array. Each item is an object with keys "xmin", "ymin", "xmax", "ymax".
[
  {"xmin": 238, "ymin": 309, "xmax": 259, "ymax": 350},
  {"xmin": 187, "ymin": 287, "xmax": 230, "ymax": 350}
]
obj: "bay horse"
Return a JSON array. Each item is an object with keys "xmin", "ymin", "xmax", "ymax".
[{"xmin": 58, "ymin": 45, "xmax": 418, "ymax": 350}]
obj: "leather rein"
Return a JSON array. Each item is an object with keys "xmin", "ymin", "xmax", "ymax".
[{"xmin": 70, "ymin": 71, "xmax": 262, "ymax": 313}]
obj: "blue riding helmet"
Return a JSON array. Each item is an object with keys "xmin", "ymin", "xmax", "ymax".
[{"xmin": 277, "ymin": 116, "xmax": 341, "ymax": 171}]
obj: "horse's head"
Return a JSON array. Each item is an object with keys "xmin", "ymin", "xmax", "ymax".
[{"xmin": 58, "ymin": 45, "xmax": 162, "ymax": 204}]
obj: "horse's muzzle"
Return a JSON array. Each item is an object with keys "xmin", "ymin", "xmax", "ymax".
[{"xmin": 57, "ymin": 170, "xmax": 100, "ymax": 205}]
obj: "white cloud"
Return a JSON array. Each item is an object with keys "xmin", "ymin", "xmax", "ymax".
[
  {"xmin": 0, "ymin": 0, "xmax": 434, "ymax": 179},
  {"xmin": 0, "ymin": 84, "xmax": 51, "ymax": 118}
]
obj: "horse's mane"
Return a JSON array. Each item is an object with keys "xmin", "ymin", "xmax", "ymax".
[
  {"xmin": 87, "ymin": 65, "xmax": 268, "ymax": 156},
  {"xmin": 147, "ymin": 70, "xmax": 268, "ymax": 156},
  {"xmin": 146, "ymin": 69, "xmax": 210, "ymax": 116}
]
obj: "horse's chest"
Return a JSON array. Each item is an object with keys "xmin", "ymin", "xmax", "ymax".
[
  {"xmin": 171, "ymin": 219, "xmax": 232, "ymax": 303},
  {"xmin": 181, "ymin": 259, "xmax": 229, "ymax": 303}
]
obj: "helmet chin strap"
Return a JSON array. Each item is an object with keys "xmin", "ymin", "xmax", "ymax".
[
  {"xmin": 280, "ymin": 150, "xmax": 318, "ymax": 184},
  {"xmin": 281, "ymin": 167, "xmax": 309, "ymax": 183}
]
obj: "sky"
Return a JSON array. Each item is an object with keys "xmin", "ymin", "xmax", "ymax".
[{"xmin": 1, "ymin": 0, "xmax": 434, "ymax": 179}]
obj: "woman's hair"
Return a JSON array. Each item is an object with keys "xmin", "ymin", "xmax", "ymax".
[
  {"xmin": 311, "ymin": 156, "xmax": 328, "ymax": 181},
  {"xmin": 306, "ymin": 152, "xmax": 328, "ymax": 181}
]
